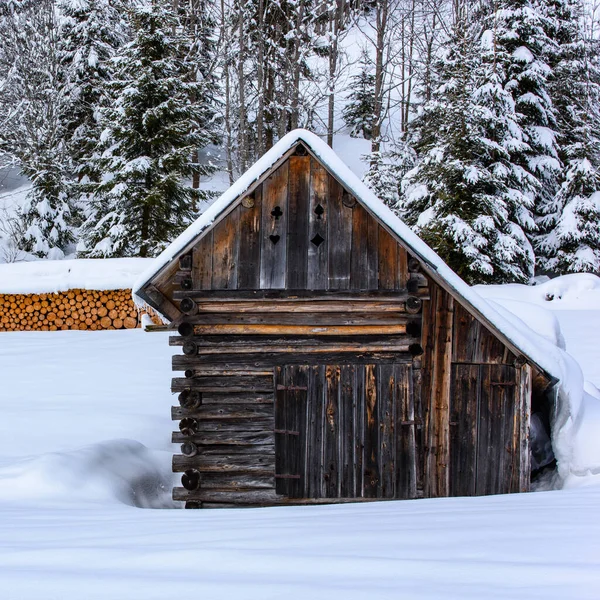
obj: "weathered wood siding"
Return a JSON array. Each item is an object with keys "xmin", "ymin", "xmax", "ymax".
[
  {"xmin": 152, "ymin": 155, "xmax": 416, "ymax": 305},
  {"xmin": 420, "ymin": 278, "xmax": 531, "ymax": 498}
]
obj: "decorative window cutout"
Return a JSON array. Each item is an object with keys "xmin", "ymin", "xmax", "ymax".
[
  {"xmin": 311, "ymin": 233, "xmax": 324, "ymax": 247},
  {"xmin": 270, "ymin": 234, "xmax": 281, "ymax": 245},
  {"xmin": 314, "ymin": 204, "xmax": 324, "ymax": 219},
  {"xmin": 271, "ymin": 206, "xmax": 283, "ymax": 219}
]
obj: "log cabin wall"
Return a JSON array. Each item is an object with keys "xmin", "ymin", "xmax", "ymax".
[{"xmin": 145, "ymin": 146, "xmax": 534, "ymax": 507}]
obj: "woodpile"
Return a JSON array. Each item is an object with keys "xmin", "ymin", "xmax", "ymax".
[{"xmin": 0, "ymin": 288, "xmax": 158, "ymax": 331}]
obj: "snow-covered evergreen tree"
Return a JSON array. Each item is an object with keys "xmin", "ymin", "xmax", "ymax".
[
  {"xmin": 79, "ymin": 4, "xmax": 215, "ymax": 258},
  {"xmin": 0, "ymin": 0, "xmax": 75, "ymax": 258},
  {"xmin": 537, "ymin": 0, "xmax": 600, "ymax": 272},
  {"xmin": 489, "ymin": 0, "xmax": 562, "ymax": 244},
  {"xmin": 400, "ymin": 10, "xmax": 537, "ymax": 284},
  {"xmin": 343, "ymin": 50, "xmax": 376, "ymax": 139},
  {"xmin": 363, "ymin": 142, "xmax": 416, "ymax": 210},
  {"xmin": 56, "ymin": 0, "xmax": 129, "ymax": 181}
]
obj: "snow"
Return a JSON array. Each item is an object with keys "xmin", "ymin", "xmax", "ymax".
[
  {"xmin": 134, "ymin": 130, "xmax": 585, "ymax": 482},
  {"xmin": 0, "ymin": 327, "xmax": 599, "ymax": 598},
  {"xmin": 476, "ymin": 274, "xmax": 600, "ymax": 485},
  {"xmin": 0, "ymin": 257, "xmax": 154, "ymax": 294}
]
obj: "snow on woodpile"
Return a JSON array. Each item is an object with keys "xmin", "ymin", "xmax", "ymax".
[{"xmin": 0, "ymin": 257, "xmax": 154, "ymax": 295}]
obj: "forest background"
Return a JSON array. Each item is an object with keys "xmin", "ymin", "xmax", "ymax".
[{"xmin": 1, "ymin": 0, "xmax": 600, "ymax": 284}]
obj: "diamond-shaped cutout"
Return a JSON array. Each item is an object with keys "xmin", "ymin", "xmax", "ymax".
[
  {"xmin": 311, "ymin": 233, "xmax": 325, "ymax": 247},
  {"xmin": 314, "ymin": 204, "xmax": 324, "ymax": 219}
]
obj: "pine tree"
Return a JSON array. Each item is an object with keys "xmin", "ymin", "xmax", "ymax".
[
  {"xmin": 56, "ymin": 0, "xmax": 129, "ymax": 182},
  {"xmin": 489, "ymin": 0, "xmax": 562, "ymax": 248},
  {"xmin": 343, "ymin": 50, "xmax": 376, "ymax": 139},
  {"xmin": 400, "ymin": 8, "xmax": 537, "ymax": 284},
  {"xmin": 79, "ymin": 4, "xmax": 215, "ymax": 258},
  {"xmin": 537, "ymin": 0, "xmax": 600, "ymax": 272},
  {"xmin": 0, "ymin": 0, "xmax": 75, "ymax": 258},
  {"xmin": 363, "ymin": 142, "xmax": 415, "ymax": 209}
]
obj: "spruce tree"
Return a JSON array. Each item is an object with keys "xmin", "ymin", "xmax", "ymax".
[
  {"xmin": 56, "ymin": 0, "xmax": 129, "ymax": 182},
  {"xmin": 0, "ymin": 0, "xmax": 76, "ymax": 258},
  {"xmin": 400, "ymin": 11, "xmax": 536, "ymax": 284},
  {"xmin": 536, "ymin": 0, "xmax": 600, "ymax": 272},
  {"xmin": 79, "ymin": 4, "xmax": 215, "ymax": 258},
  {"xmin": 343, "ymin": 50, "xmax": 376, "ymax": 139},
  {"xmin": 489, "ymin": 0, "xmax": 562, "ymax": 248}
]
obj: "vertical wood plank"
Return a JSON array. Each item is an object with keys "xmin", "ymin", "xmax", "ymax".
[
  {"xmin": 324, "ymin": 365, "xmax": 340, "ymax": 497},
  {"xmin": 397, "ymin": 246, "xmax": 409, "ymax": 289},
  {"xmin": 238, "ymin": 186, "xmax": 262, "ymax": 289},
  {"xmin": 192, "ymin": 230, "xmax": 213, "ymax": 289},
  {"xmin": 412, "ymin": 366, "xmax": 425, "ymax": 497},
  {"xmin": 378, "ymin": 363, "xmax": 395, "ymax": 498},
  {"xmin": 518, "ymin": 365, "xmax": 532, "ymax": 493},
  {"xmin": 275, "ymin": 366, "xmax": 287, "ymax": 496},
  {"xmin": 307, "ymin": 159, "xmax": 328, "ymax": 289},
  {"xmin": 355, "ymin": 364, "xmax": 366, "ymax": 497},
  {"xmin": 340, "ymin": 364, "xmax": 355, "ymax": 497},
  {"xmin": 328, "ymin": 175, "xmax": 352, "ymax": 289},
  {"xmin": 290, "ymin": 365, "xmax": 308, "ymax": 498},
  {"xmin": 310, "ymin": 364, "xmax": 326, "ymax": 498},
  {"xmin": 211, "ymin": 206, "xmax": 240, "ymax": 289},
  {"xmin": 424, "ymin": 286, "xmax": 454, "ymax": 498},
  {"xmin": 363, "ymin": 364, "xmax": 379, "ymax": 498},
  {"xmin": 397, "ymin": 363, "xmax": 417, "ymax": 499},
  {"xmin": 287, "ymin": 156, "xmax": 310, "ymax": 289},
  {"xmin": 449, "ymin": 364, "xmax": 479, "ymax": 497},
  {"xmin": 260, "ymin": 162, "xmax": 289, "ymax": 289},
  {"xmin": 378, "ymin": 225, "xmax": 398, "ymax": 290}
]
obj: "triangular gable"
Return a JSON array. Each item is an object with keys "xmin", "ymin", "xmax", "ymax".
[{"xmin": 134, "ymin": 129, "xmax": 562, "ymax": 383}]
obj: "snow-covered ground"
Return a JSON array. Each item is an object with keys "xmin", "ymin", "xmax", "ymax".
[{"xmin": 0, "ymin": 274, "xmax": 599, "ymax": 598}]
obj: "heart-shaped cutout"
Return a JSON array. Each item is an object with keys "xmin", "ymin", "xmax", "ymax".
[{"xmin": 269, "ymin": 234, "xmax": 280, "ymax": 245}]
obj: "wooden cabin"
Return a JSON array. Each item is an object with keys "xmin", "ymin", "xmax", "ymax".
[{"xmin": 134, "ymin": 130, "xmax": 558, "ymax": 508}]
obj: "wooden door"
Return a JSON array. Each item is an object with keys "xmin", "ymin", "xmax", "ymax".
[
  {"xmin": 449, "ymin": 363, "xmax": 523, "ymax": 497},
  {"xmin": 275, "ymin": 361, "xmax": 417, "ymax": 501}
]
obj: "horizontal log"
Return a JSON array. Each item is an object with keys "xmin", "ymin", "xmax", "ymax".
[
  {"xmin": 184, "ymin": 472, "xmax": 276, "ymax": 490},
  {"xmin": 173, "ymin": 352, "xmax": 413, "ymax": 369},
  {"xmin": 171, "ymin": 377, "xmax": 274, "ymax": 394},
  {"xmin": 174, "ymin": 300, "xmax": 411, "ymax": 314},
  {"xmin": 172, "ymin": 431, "xmax": 275, "ymax": 445},
  {"xmin": 173, "ymin": 489, "xmax": 400, "ymax": 506},
  {"xmin": 171, "ymin": 334, "xmax": 415, "ymax": 348},
  {"xmin": 173, "ymin": 488, "xmax": 280, "ymax": 503},
  {"xmin": 179, "ymin": 443, "xmax": 275, "ymax": 456},
  {"xmin": 180, "ymin": 312, "xmax": 414, "ymax": 326},
  {"xmin": 173, "ymin": 453, "xmax": 275, "ymax": 473},
  {"xmin": 177, "ymin": 419, "xmax": 274, "ymax": 432},
  {"xmin": 182, "ymin": 369, "xmax": 273, "ymax": 377},
  {"xmin": 184, "ymin": 324, "xmax": 408, "ymax": 336},
  {"xmin": 173, "ymin": 290, "xmax": 411, "ymax": 301},
  {"xmin": 182, "ymin": 391, "xmax": 274, "ymax": 405},
  {"xmin": 172, "ymin": 403, "xmax": 274, "ymax": 421}
]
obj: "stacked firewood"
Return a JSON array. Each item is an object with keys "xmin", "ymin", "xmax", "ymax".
[{"xmin": 0, "ymin": 288, "xmax": 152, "ymax": 331}]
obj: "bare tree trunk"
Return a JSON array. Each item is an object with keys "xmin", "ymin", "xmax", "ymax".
[
  {"xmin": 256, "ymin": 0, "xmax": 265, "ymax": 155},
  {"xmin": 237, "ymin": 4, "xmax": 247, "ymax": 171},
  {"xmin": 221, "ymin": 0, "xmax": 234, "ymax": 184},
  {"xmin": 371, "ymin": 0, "xmax": 388, "ymax": 155},
  {"xmin": 327, "ymin": 0, "xmax": 345, "ymax": 148}
]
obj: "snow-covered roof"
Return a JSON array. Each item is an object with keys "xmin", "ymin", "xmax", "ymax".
[{"xmin": 133, "ymin": 129, "xmax": 569, "ymax": 385}]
